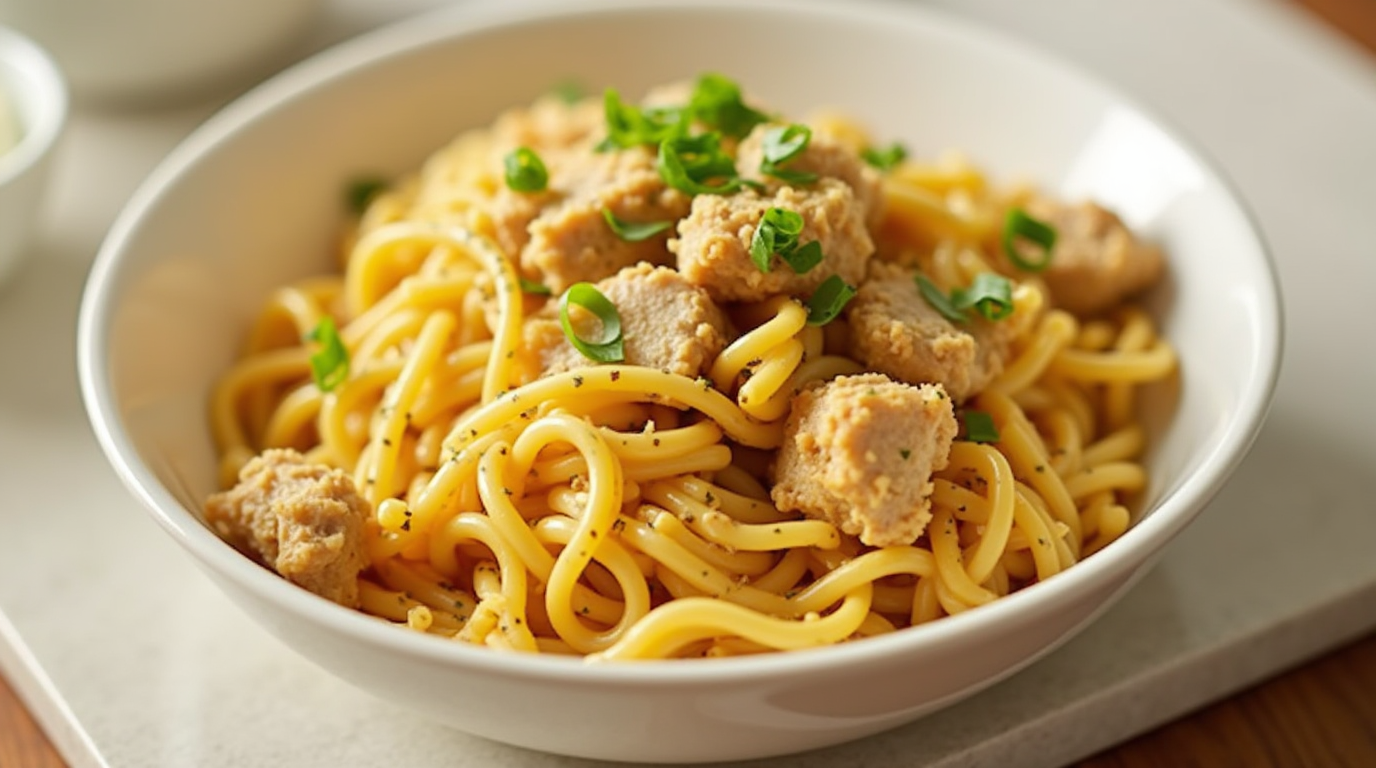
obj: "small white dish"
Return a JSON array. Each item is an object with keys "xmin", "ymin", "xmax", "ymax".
[
  {"xmin": 0, "ymin": 25, "xmax": 65, "ymax": 288},
  {"xmin": 76, "ymin": 0, "xmax": 1282, "ymax": 762}
]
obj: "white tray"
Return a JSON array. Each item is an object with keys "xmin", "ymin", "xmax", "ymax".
[{"xmin": 3, "ymin": 1, "xmax": 1375, "ymax": 766}]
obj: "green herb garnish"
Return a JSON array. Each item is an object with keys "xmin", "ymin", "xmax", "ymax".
[
  {"xmin": 750, "ymin": 207, "xmax": 803, "ymax": 272},
  {"xmin": 915, "ymin": 274, "xmax": 968, "ymax": 324},
  {"xmin": 760, "ymin": 124, "xmax": 818, "ymax": 185},
  {"xmin": 601, "ymin": 208, "xmax": 673, "ymax": 242},
  {"xmin": 305, "ymin": 316, "xmax": 349, "ymax": 392},
  {"xmin": 915, "ymin": 272, "xmax": 1015, "ymax": 324},
  {"xmin": 689, "ymin": 73, "xmax": 769, "ymax": 139},
  {"xmin": 749, "ymin": 207, "xmax": 823, "ymax": 274},
  {"xmin": 805, "ymin": 275, "xmax": 857, "ymax": 326},
  {"xmin": 658, "ymin": 133, "xmax": 752, "ymax": 195},
  {"xmin": 962, "ymin": 410, "xmax": 1000, "ymax": 443},
  {"xmin": 504, "ymin": 147, "xmax": 548, "ymax": 192},
  {"xmin": 1001, "ymin": 207, "xmax": 1057, "ymax": 272},
  {"xmin": 782, "ymin": 241, "xmax": 824, "ymax": 274},
  {"xmin": 861, "ymin": 142, "xmax": 907, "ymax": 172},
  {"xmin": 559, "ymin": 283, "xmax": 625, "ymax": 363},
  {"xmin": 345, "ymin": 177, "xmax": 387, "ymax": 215},
  {"xmin": 600, "ymin": 88, "xmax": 690, "ymax": 150},
  {"xmin": 762, "ymin": 124, "xmax": 811, "ymax": 165},
  {"xmin": 519, "ymin": 278, "xmax": 552, "ymax": 296},
  {"xmin": 957, "ymin": 272, "xmax": 1015, "ymax": 321}
]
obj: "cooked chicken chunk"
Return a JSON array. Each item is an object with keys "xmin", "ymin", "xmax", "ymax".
[
  {"xmin": 476, "ymin": 96, "xmax": 606, "ymax": 259},
  {"xmin": 672, "ymin": 179, "xmax": 873, "ymax": 303},
  {"xmin": 847, "ymin": 262, "xmax": 1018, "ymax": 403},
  {"xmin": 489, "ymin": 94, "xmax": 605, "ymax": 152},
  {"xmin": 521, "ymin": 146, "xmax": 691, "ymax": 292},
  {"xmin": 639, "ymin": 80, "xmax": 695, "ymax": 110},
  {"xmin": 523, "ymin": 262, "xmax": 732, "ymax": 378},
  {"xmin": 735, "ymin": 123, "xmax": 885, "ymax": 228},
  {"xmin": 771, "ymin": 374, "xmax": 957, "ymax": 547},
  {"xmin": 204, "ymin": 449, "xmax": 370, "ymax": 607},
  {"xmin": 477, "ymin": 97, "xmax": 692, "ymax": 291},
  {"xmin": 1017, "ymin": 197, "xmax": 1165, "ymax": 316}
]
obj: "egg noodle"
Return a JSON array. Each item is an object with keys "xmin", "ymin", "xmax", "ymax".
[{"xmin": 208, "ymin": 89, "xmax": 1176, "ymax": 660}]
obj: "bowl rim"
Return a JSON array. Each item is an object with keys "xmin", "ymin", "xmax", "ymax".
[
  {"xmin": 76, "ymin": 0, "xmax": 1283, "ymax": 686},
  {"xmin": 0, "ymin": 25, "xmax": 67, "ymax": 186}
]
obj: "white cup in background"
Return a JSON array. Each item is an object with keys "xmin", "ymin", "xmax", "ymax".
[
  {"xmin": 0, "ymin": 24, "xmax": 65, "ymax": 288},
  {"xmin": 0, "ymin": 0, "xmax": 324, "ymax": 106}
]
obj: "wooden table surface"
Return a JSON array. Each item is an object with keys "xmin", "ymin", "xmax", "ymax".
[{"xmin": 3, "ymin": 1, "xmax": 1375, "ymax": 766}]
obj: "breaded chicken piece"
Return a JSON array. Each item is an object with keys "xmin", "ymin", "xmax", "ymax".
[
  {"xmin": 205, "ymin": 449, "xmax": 370, "ymax": 607},
  {"xmin": 1016, "ymin": 196, "xmax": 1164, "ymax": 317},
  {"xmin": 847, "ymin": 262, "xmax": 1019, "ymax": 402},
  {"xmin": 771, "ymin": 374, "xmax": 957, "ymax": 547},
  {"xmin": 735, "ymin": 123, "xmax": 885, "ymax": 228},
  {"xmin": 520, "ymin": 146, "xmax": 690, "ymax": 292},
  {"xmin": 672, "ymin": 179, "xmax": 873, "ymax": 303},
  {"xmin": 523, "ymin": 262, "xmax": 732, "ymax": 378},
  {"xmin": 480, "ymin": 97, "xmax": 691, "ymax": 291}
]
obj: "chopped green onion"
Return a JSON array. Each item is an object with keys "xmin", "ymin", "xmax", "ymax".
[
  {"xmin": 658, "ymin": 133, "xmax": 748, "ymax": 195},
  {"xmin": 305, "ymin": 316, "xmax": 349, "ymax": 392},
  {"xmin": 1002, "ymin": 207, "xmax": 1057, "ymax": 272},
  {"xmin": 749, "ymin": 208, "xmax": 824, "ymax": 274},
  {"xmin": 643, "ymin": 105, "xmax": 691, "ymax": 139},
  {"xmin": 689, "ymin": 73, "xmax": 769, "ymax": 139},
  {"xmin": 782, "ymin": 240, "xmax": 824, "ymax": 274},
  {"xmin": 962, "ymin": 410, "xmax": 1000, "ymax": 443},
  {"xmin": 600, "ymin": 89, "xmax": 689, "ymax": 150},
  {"xmin": 915, "ymin": 274, "xmax": 968, "ymax": 324},
  {"xmin": 669, "ymin": 133, "xmax": 738, "ymax": 179},
  {"xmin": 345, "ymin": 177, "xmax": 387, "ymax": 215},
  {"xmin": 954, "ymin": 272, "xmax": 1015, "ymax": 321},
  {"xmin": 601, "ymin": 89, "xmax": 639, "ymax": 149},
  {"xmin": 551, "ymin": 79, "xmax": 585, "ymax": 104},
  {"xmin": 519, "ymin": 278, "xmax": 552, "ymax": 296},
  {"xmin": 764, "ymin": 166, "xmax": 820, "ymax": 185},
  {"xmin": 503, "ymin": 147, "xmax": 548, "ymax": 192},
  {"xmin": 916, "ymin": 272, "xmax": 1015, "ymax": 324},
  {"xmin": 805, "ymin": 275, "xmax": 856, "ymax": 326},
  {"xmin": 559, "ymin": 283, "xmax": 624, "ymax": 363},
  {"xmin": 761, "ymin": 124, "xmax": 812, "ymax": 166},
  {"xmin": 601, "ymin": 208, "xmax": 673, "ymax": 242},
  {"xmin": 749, "ymin": 207, "xmax": 804, "ymax": 272},
  {"xmin": 749, "ymin": 234, "xmax": 774, "ymax": 273},
  {"xmin": 861, "ymin": 142, "xmax": 908, "ymax": 172},
  {"xmin": 760, "ymin": 124, "xmax": 819, "ymax": 185}
]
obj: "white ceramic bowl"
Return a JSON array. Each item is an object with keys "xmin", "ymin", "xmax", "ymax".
[
  {"xmin": 76, "ymin": 0, "xmax": 1282, "ymax": 762},
  {"xmin": 0, "ymin": 25, "xmax": 64, "ymax": 288}
]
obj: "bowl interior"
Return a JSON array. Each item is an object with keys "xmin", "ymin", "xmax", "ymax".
[{"xmin": 78, "ymin": 0, "xmax": 1279, "ymax": 735}]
